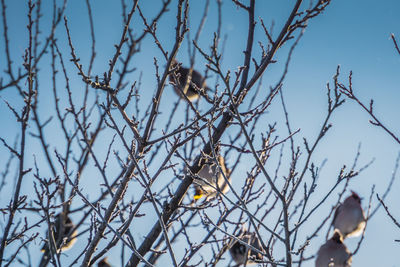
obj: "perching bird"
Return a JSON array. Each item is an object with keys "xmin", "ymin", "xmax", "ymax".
[
  {"xmin": 41, "ymin": 212, "xmax": 77, "ymax": 253},
  {"xmin": 193, "ymin": 155, "xmax": 231, "ymax": 201},
  {"xmin": 98, "ymin": 257, "xmax": 112, "ymax": 267},
  {"xmin": 169, "ymin": 59, "xmax": 210, "ymax": 101},
  {"xmin": 229, "ymin": 231, "xmax": 263, "ymax": 266},
  {"xmin": 315, "ymin": 230, "xmax": 352, "ymax": 267},
  {"xmin": 332, "ymin": 191, "xmax": 366, "ymax": 238},
  {"xmin": 39, "ymin": 212, "xmax": 77, "ymax": 267}
]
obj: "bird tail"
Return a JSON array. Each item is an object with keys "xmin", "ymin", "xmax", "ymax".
[
  {"xmin": 38, "ymin": 249, "xmax": 51, "ymax": 267},
  {"xmin": 193, "ymin": 187, "xmax": 204, "ymax": 201}
]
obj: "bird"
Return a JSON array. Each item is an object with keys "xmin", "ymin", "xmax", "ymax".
[
  {"xmin": 41, "ymin": 212, "xmax": 77, "ymax": 253},
  {"xmin": 169, "ymin": 59, "xmax": 210, "ymax": 101},
  {"xmin": 315, "ymin": 230, "xmax": 352, "ymax": 267},
  {"xmin": 98, "ymin": 257, "xmax": 112, "ymax": 267},
  {"xmin": 332, "ymin": 191, "xmax": 366, "ymax": 238},
  {"xmin": 192, "ymin": 154, "xmax": 231, "ymax": 201},
  {"xmin": 39, "ymin": 212, "xmax": 77, "ymax": 267},
  {"xmin": 229, "ymin": 231, "xmax": 263, "ymax": 266}
]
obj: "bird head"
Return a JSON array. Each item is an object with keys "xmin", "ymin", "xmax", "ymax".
[
  {"xmin": 98, "ymin": 257, "xmax": 111, "ymax": 267},
  {"xmin": 331, "ymin": 230, "xmax": 344, "ymax": 243},
  {"xmin": 350, "ymin": 191, "xmax": 362, "ymax": 203}
]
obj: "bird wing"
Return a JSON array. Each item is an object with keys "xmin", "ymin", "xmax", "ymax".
[{"xmin": 332, "ymin": 203, "xmax": 342, "ymax": 227}]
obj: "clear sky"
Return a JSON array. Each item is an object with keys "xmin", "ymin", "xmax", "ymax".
[{"xmin": 0, "ymin": 0, "xmax": 399, "ymax": 266}]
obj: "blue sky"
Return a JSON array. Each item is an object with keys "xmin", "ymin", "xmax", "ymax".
[{"xmin": 0, "ymin": 0, "xmax": 399, "ymax": 266}]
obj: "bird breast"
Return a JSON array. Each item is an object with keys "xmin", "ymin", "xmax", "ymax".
[{"xmin": 334, "ymin": 205, "xmax": 365, "ymax": 237}]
